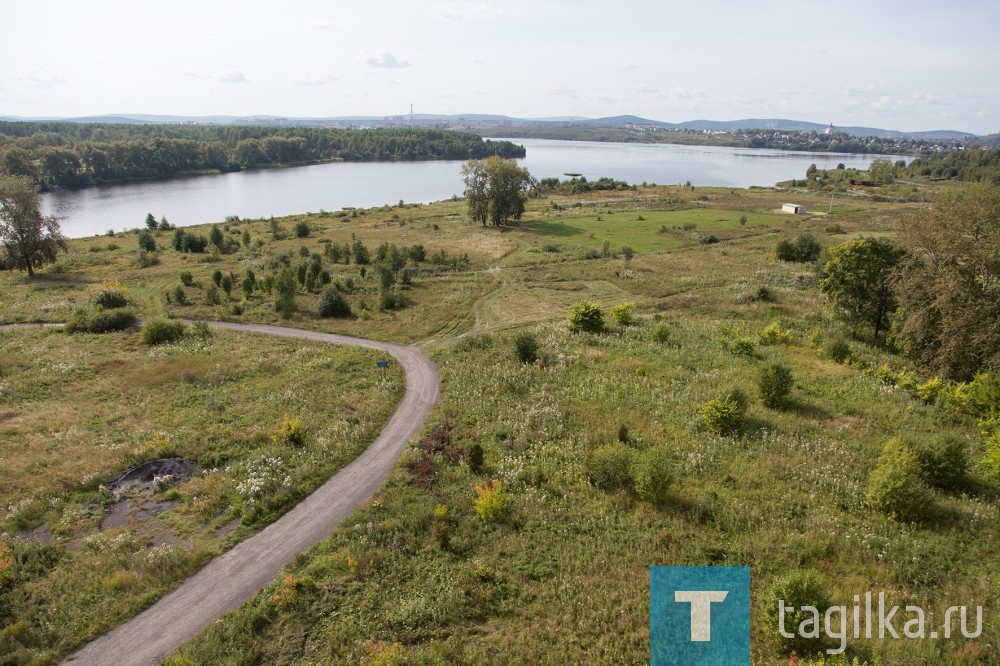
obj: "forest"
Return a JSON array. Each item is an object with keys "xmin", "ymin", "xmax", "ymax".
[{"xmin": 0, "ymin": 122, "xmax": 526, "ymax": 189}]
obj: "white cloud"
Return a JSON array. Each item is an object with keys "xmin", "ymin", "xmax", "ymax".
[
  {"xmin": 291, "ymin": 72, "xmax": 338, "ymax": 86},
  {"xmin": 433, "ymin": 2, "xmax": 513, "ymax": 21},
  {"xmin": 308, "ymin": 20, "xmax": 338, "ymax": 30},
  {"xmin": 218, "ymin": 71, "xmax": 249, "ymax": 84},
  {"xmin": 8, "ymin": 69, "xmax": 66, "ymax": 89},
  {"xmin": 596, "ymin": 92, "xmax": 620, "ymax": 103},
  {"xmin": 668, "ymin": 87, "xmax": 703, "ymax": 101},
  {"xmin": 549, "ymin": 85, "xmax": 577, "ymax": 97},
  {"xmin": 635, "ymin": 83, "xmax": 658, "ymax": 94},
  {"xmin": 359, "ymin": 50, "xmax": 411, "ymax": 68}
]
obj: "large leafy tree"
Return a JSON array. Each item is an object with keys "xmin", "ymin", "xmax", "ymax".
[
  {"xmin": 0, "ymin": 175, "xmax": 67, "ymax": 277},
  {"xmin": 819, "ymin": 236, "xmax": 905, "ymax": 339},
  {"xmin": 461, "ymin": 156, "xmax": 535, "ymax": 226},
  {"xmin": 895, "ymin": 183, "xmax": 1000, "ymax": 379}
]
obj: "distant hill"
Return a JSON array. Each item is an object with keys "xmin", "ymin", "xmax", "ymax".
[{"xmin": 0, "ymin": 112, "xmax": 981, "ymax": 141}]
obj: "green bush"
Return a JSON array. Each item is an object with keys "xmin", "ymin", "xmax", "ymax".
[
  {"xmin": 650, "ymin": 322, "xmax": 672, "ymax": 344},
  {"xmin": 568, "ymin": 300, "xmax": 604, "ymax": 334},
  {"xmin": 758, "ymin": 363, "xmax": 793, "ymax": 409},
  {"xmin": 983, "ymin": 434, "xmax": 1000, "ymax": 480},
  {"xmin": 137, "ymin": 229, "xmax": 156, "ymax": 252},
  {"xmin": 823, "ymin": 337, "xmax": 851, "ymax": 363},
  {"xmin": 316, "ymin": 287, "xmax": 351, "ymax": 318},
  {"xmin": 92, "ymin": 288, "xmax": 128, "ymax": 310},
  {"xmin": 378, "ymin": 291, "xmax": 405, "ymax": 311},
  {"xmin": 610, "ymin": 301, "xmax": 635, "ymax": 326},
  {"xmin": 474, "ymin": 480, "xmax": 511, "ymax": 523},
  {"xmin": 915, "ymin": 434, "xmax": 968, "ymax": 490},
  {"xmin": 866, "ymin": 437, "xmax": 932, "ymax": 521},
  {"xmin": 699, "ymin": 389, "xmax": 748, "ymax": 436},
  {"xmin": 758, "ymin": 320, "xmax": 792, "ymax": 345},
  {"xmin": 631, "ymin": 447, "xmax": 673, "ymax": 504},
  {"xmin": 172, "ymin": 285, "xmax": 187, "ymax": 305},
  {"xmin": 294, "ymin": 221, "xmax": 310, "ymax": 238},
  {"xmin": 512, "ymin": 331, "xmax": 539, "ymax": 364},
  {"xmin": 140, "ymin": 318, "xmax": 187, "ymax": 345},
  {"xmin": 586, "ymin": 443, "xmax": 634, "ymax": 492},
  {"xmin": 65, "ymin": 307, "xmax": 137, "ymax": 334},
  {"xmin": 205, "ymin": 285, "xmax": 221, "ymax": 305},
  {"xmin": 762, "ymin": 571, "xmax": 831, "ymax": 655},
  {"xmin": 775, "ymin": 233, "xmax": 822, "ymax": 262},
  {"xmin": 180, "ymin": 271, "xmax": 194, "ymax": 286}
]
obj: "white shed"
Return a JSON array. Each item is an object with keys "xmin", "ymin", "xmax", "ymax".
[{"xmin": 782, "ymin": 203, "xmax": 807, "ymax": 214}]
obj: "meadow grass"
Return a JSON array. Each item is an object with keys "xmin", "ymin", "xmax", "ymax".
[
  {"xmin": 0, "ymin": 327, "xmax": 402, "ymax": 662},
  {"xmin": 2, "ymin": 182, "xmax": 996, "ymax": 664}
]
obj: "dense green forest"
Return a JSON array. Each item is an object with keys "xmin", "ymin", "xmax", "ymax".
[
  {"xmin": 904, "ymin": 147, "xmax": 1000, "ymax": 183},
  {"xmin": 0, "ymin": 122, "xmax": 526, "ymax": 189}
]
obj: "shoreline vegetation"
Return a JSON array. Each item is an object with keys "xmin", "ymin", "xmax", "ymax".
[{"xmin": 0, "ymin": 122, "xmax": 526, "ymax": 191}]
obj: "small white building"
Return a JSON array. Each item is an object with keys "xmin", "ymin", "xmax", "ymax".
[{"xmin": 782, "ymin": 203, "xmax": 807, "ymax": 215}]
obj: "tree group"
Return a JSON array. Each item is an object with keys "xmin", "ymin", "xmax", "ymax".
[{"xmin": 461, "ymin": 157, "xmax": 535, "ymax": 226}]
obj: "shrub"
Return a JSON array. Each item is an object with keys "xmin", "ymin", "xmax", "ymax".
[
  {"xmin": 699, "ymin": 389, "xmax": 748, "ymax": 436},
  {"xmin": 65, "ymin": 307, "xmax": 137, "ymax": 334},
  {"xmin": 137, "ymin": 229, "xmax": 156, "ymax": 252},
  {"xmin": 651, "ymin": 322, "xmax": 672, "ymax": 344},
  {"xmin": 758, "ymin": 320, "xmax": 792, "ymax": 345},
  {"xmin": 915, "ymin": 434, "xmax": 968, "ymax": 490},
  {"xmin": 762, "ymin": 572, "xmax": 831, "ymax": 655},
  {"xmin": 317, "ymin": 287, "xmax": 352, "ymax": 318},
  {"xmin": 775, "ymin": 233, "xmax": 822, "ymax": 262},
  {"xmin": 294, "ymin": 221, "xmax": 310, "ymax": 238},
  {"xmin": 276, "ymin": 414, "xmax": 304, "ymax": 446},
  {"xmin": 133, "ymin": 250, "xmax": 159, "ymax": 268},
  {"xmin": 474, "ymin": 480, "xmax": 511, "ymax": 523},
  {"xmin": 512, "ymin": 332, "xmax": 539, "ymax": 364},
  {"xmin": 915, "ymin": 377, "xmax": 944, "ymax": 404},
  {"xmin": 568, "ymin": 300, "xmax": 604, "ymax": 334},
  {"xmin": 758, "ymin": 363, "xmax": 793, "ymax": 409},
  {"xmin": 699, "ymin": 234, "xmax": 719, "ymax": 245},
  {"xmin": 610, "ymin": 301, "xmax": 635, "ymax": 326},
  {"xmin": 621, "ymin": 246, "xmax": 635, "ymax": 261},
  {"xmin": 866, "ymin": 437, "xmax": 932, "ymax": 521},
  {"xmin": 93, "ymin": 288, "xmax": 129, "ymax": 310},
  {"xmin": 378, "ymin": 291, "xmax": 405, "ymax": 311},
  {"xmin": 205, "ymin": 285, "xmax": 221, "ymax": 305},
  {"xmin": 586, "ymin": 443, "xmax": 634, "ymax": 492},
  {"xmin": 140, "ymin": 318, "xmax": 187, "ymax": 345},
  {"xmin": 823, "ymin": 337, "xmax": 851, "ymax": 363},
  {"xmin": 632, "ymin": 447, "xmax": 673, "ymax": 504},
  {"xmin": 983, "ymin": 434, "xmax": 1000, "ymax": 480},
  {"xmin": 172, "ymin": 285, "xmax": 187, "ymax": 305},
  {"xmin": 180, "ymin": 271, "xmax": 194, "ymax": 286},
  {"xmin": 212, "ymin": 269, "xmax": 223, "ymax": 287}
]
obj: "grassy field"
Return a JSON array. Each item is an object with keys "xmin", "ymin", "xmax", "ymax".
[
  {"xmin": 0, "ymin": 327, "xmax": 403, "ymax": 662},
  {"xmin": 1, "ymin": 182, "xmax": 996, "ymax": 664}
]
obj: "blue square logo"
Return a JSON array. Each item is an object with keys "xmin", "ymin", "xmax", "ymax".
[{"xmin": 651, "ymin": 566, "xmax": 750, "ymax": 665}]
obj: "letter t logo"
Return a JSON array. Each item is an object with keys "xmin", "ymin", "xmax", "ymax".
[{"xmin": 674, "ymin": 591, "xmax": 729, "ymax": 641}]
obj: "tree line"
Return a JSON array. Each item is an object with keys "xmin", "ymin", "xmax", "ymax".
[
  {"xmin": 904, "ymin": 148, "xmax": 1000, "ymax": 184},
  {"xmin": 0, "ymin": 122, "xmax": 526, "ymax": 189}
]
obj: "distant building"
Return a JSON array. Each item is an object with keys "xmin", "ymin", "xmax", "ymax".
[{"xmin": 782, "ymin": 203, "xmax": 807, "ymax": 214}]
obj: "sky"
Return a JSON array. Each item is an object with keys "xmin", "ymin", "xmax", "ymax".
[{"xmin": 2, "ymin": 0, "xmax": 997, "ymax": 135}]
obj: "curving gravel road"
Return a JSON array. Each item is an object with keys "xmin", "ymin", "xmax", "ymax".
[{"xmin": 62, "ymin": 322, "xmax": 440, "ymax": 665}]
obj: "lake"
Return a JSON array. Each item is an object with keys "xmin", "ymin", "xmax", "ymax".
[{"xmin": 43, "ymin": 139, "xmax": 900, "ymax": 238}]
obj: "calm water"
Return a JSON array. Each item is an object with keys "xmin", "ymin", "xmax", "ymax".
[{"xmin": 43, "ymin": 139, "xmax": 899, "ymax": 238}]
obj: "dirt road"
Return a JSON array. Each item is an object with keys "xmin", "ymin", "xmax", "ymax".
[{"xmin": 63, "ymin": 322, "xmax": 440, "ymax": 665}]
